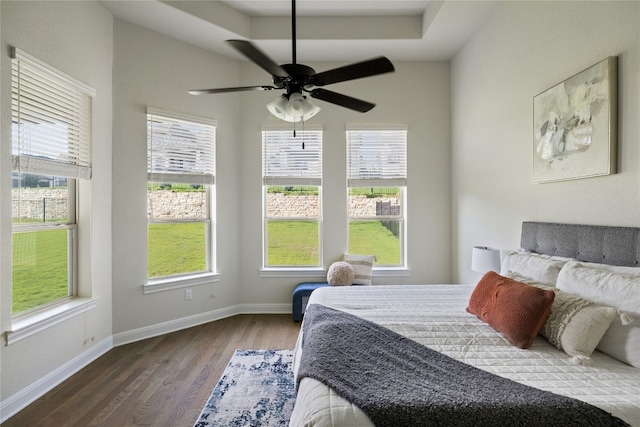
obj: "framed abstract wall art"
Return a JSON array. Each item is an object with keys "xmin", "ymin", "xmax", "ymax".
[{"xmin": 533, "ymin": 57, "xmax": 617, "ymax": 183}]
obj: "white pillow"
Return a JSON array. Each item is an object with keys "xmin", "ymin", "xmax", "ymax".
[
  {"xmin": 341, "ymin": 254, "xmax": 375, "ymax": 285},
  {"xmin": 570, "ymin": 260, "xmax": 640, "ymax": 276},
  {"xmin": 556, "ymin": 261, "xmax": 640, "ymax": 367},
  {"xmin": 500, "ymin": 251, "xmax": 568, "ymax": 286},
  {"xmin": 556, "ymin": 261, "xmax": 640, "ymax": 315},
  {"xmin": 597, "ymin": 317, "xmax": 640, "ymax": 368}
]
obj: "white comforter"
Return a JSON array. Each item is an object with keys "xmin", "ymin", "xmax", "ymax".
[{"xmin": 290, "ymin": 285, "xmax": 640, "ymax": 427}]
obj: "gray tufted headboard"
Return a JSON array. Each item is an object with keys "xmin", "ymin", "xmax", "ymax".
[{"xmin": 520, "ymin": 221, "xmax": 640, "ymax": 267}]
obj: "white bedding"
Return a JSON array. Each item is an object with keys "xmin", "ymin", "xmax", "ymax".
[{"xmin": 290, "ymin": 285, "xmax": 640, "ymax": 427}]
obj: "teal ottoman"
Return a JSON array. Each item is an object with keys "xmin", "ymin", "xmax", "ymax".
[{"xmin": 292, "ymin": 282, "xmax": 330, "ymax": 322}]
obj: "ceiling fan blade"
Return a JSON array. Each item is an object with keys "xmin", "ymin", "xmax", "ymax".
[
  {"xmin": 226, "ymin": 40, "xmax": 289, "ymax": 78},
  {"xmin": 310, "ymin": 57, "xmax": 395, "ymax": 87},
  {"xmin": 188, "ymin": 85, "xmax": 276, "ymax": 95},
  {"xmin": 309, "ymin": 88, "xmax": 375, "ymax": 113}
]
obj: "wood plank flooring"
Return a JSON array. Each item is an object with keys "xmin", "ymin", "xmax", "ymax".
[{"xmin": 2, "ymin": 314, "xmax": 301, "ymax": 427}]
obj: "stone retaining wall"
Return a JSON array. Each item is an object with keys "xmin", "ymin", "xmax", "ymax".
[
  {"xmin": 12, "ymin": 189, "xmax": 400, "ymax": 221},
  {"xmin": 147, "ymin": 190, "xmax": 207, "ymax": 218},
  {"xmin": 267, "ymin": 193, "xmax": 399, "ymax": 217},
  {"xmin": 349, "ymin": 196, "xmax": 400, "ymax": 217},
  {"xmin": 12, "ymin": 188, "xmax": 68, "ymax": 221}
]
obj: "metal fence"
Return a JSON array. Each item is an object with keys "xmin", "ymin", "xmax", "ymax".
[{"xmin": 12, "ymin": 197, "xmax": 68, "ymax": 223}]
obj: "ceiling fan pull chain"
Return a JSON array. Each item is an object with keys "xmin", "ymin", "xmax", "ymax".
[
  {"xmin": 301, "ymin": 120, "xmax": 305, "ymax": 149},
  {"xmin": 293, "ymin": 120, "xmax": 305, "ymax": 150}
]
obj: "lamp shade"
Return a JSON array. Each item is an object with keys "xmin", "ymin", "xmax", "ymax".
[
  {"xmin": 471, "ymin": 246, "xmax": 501, "ymax": 273},
  {"xmin": 267, "ymin": 93, "xmax": 320, "ymax": 123}
]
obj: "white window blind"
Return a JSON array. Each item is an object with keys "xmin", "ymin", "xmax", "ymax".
[
  {"xmin": 346, "ymin": 128, "xmax": 407, "ymax": 187},
  {"xmin": 11, "ymin": 47, "xmax": 95, "ymax": 180},
  {"xmin": 263, "ymin": 130, "xmax": 322, "ymax": 186},
  {"xmin": 147, "ymin": 108, "xmax": 216, "ymax": 185}
]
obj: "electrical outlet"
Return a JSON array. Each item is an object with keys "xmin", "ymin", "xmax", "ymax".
[{"xmin": 185, "ymin": 289, "xmax": 192, "ymax": 300}]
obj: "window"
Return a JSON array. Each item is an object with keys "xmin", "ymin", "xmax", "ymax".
[
  {"xmin": 346, "ymin": 127, "xmax": 407, "ymax": 267},
  {"xmin": 11, "ymin": 47, "xmax": 94, "ymax": 316},
  {"xmin": 262, "ymin": 128, "xmax": 322, "ymax": 267},
  {"xmin": 147, "ymin": 108, "xmax": 216, "ymax": 282}
]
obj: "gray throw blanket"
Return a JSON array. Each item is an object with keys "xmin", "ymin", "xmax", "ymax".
[{"xmin": 297, "ymin": 304, "xmax": 630, "ymax": 427}]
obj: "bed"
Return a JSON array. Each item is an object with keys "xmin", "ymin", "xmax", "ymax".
[{"xmin": 290, "ymin": 222, "xmax": 640, "ymax": 426}]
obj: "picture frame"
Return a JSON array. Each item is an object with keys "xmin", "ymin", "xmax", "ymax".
[{"xmin": 532, "ymin": 57, "xmax": 617, "ymax": 184}]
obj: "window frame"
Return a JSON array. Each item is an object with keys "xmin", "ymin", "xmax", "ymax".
[
  {"xmin": 145, "ymin": 108, "xmax": 218, "ymax": 292},
  {"xmin": 5, "ymin": 47, "xmax": 97, "ymax": 344},
  {"xmin": 261, "ymin": 127, "xmax": 324, "ymax": 271},
  {"xmin": 10, "ymin": 47, "xmax": 93, "ymax": 317},
  {"xmin": 346, "ymin": 125, "xmax": 408, "ymax": 270}
]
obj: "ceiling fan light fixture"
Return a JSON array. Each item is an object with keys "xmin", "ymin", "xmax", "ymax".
[
  {"xmin": 294, "ymin": 94, "xmax": 321, "ymax": 121},
  {"xmin": 267, "ymin": 94, "xmax": 289, "ymax": 118},
  {"xmin": 267, "ymin": 93, "xmax": 320, "ymax": 123}
]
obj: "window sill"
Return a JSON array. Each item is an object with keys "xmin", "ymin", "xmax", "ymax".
[
  {"xmin": 5, "ymin": 297, "xmax": 99, "ymax": 346},
  {"xmin": 372, "ymin": 267, "xmax": 411, "ymax": 277},
  {"xmin": 259, "ymin": 267, "xmax": 411, "ymax": 278},
  {"xmin": 260, "ymin": 268, "xmax": 327, "ymax": 278},
  {"xmin": 144, "ymin": 272, "xmax": 220, "ymax": 294}
]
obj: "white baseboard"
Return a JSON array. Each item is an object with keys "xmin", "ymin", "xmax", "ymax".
[
  {"xmin": 0, "ymin": 336, "xmax": 113, "ymax": 424},
  {"xmin": 113, "ymin": 303, "xmax": 291, "ymax": 346},
  {"xmin": 237, "ymin": 303, "xmax": 290, "ymax": 315},
  {"xmin": 1, "ymin": 303, "xmax": 291, "ymax": 423}
]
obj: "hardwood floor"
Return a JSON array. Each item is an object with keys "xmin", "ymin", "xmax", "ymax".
[{"xmin": 2, "ymin": 314, "xmax": 301, "ymax": 427}]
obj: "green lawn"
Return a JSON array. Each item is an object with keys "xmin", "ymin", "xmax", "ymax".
[
  {"xmin": 12, "ymin": 219, "xmax": 400, "ymax": 313},
  {"xmin": 148, "ymin": 222, "xmax": 206, "ymax": 277},
  {"xmin": 348, "ymin": 221, "xmax": 400, "ymax": 265},
  {"xmin": 267, "ymin": 221, "xmax": 320, "ymax": 265},
  {"xmin": 12, "ymin": 229, "xmax": 69, "ymax": 314},
  {"xmin": 266, "ymin": 220, "xmax": 400, "ymax": 266}
]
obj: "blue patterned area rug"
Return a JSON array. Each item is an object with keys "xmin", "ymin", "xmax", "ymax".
[{"xmin": 194, "ymin": 349, "xmax": 296, "ymax": 427}]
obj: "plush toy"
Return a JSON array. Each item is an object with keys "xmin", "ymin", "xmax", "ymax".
[{"xmin": 327, "ymin": 261, "xmax": 355, "ymax": 286}]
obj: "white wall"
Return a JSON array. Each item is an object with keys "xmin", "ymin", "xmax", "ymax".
[
  {"xmin": 237, "ymin": 61, "xmax": 452, "ymax": 305},
  {"xmin": 109, "ymin": 21, "xmax": 452, "ymax": 337},
  {"xmin": 0, "ymin": 0, "xmax": 113, "ymax": 403},
  {"xmin": 451, "ymin": 1, "xmax": 640, "ymax": 283},
  {"xmin": 111, "ymin": 20, "xmax": 243, "ymax": 336}
]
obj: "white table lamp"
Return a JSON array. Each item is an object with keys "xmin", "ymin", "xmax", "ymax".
[{"xmin": 471, "ymin": 246, "xmax": 501, "ymax": 273}]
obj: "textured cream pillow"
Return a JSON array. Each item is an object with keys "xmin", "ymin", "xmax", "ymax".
[
  {"xmin": 341, "ymin": 254, "xmax": 375, "ymax": 285},
  {"xmin": 541, "ymin": 291, "xmax": 616, "ymax": 359},
  {"xmin": 500, "ymin": 251, "xmax": 567, "ymax": 286},
  {"xmin": 506, "ymin": 272, "xmax": 617, "ymax": 360},
  {"xmin": 327, "ymin": 261, "xmax": 355, "ymax": 286}
]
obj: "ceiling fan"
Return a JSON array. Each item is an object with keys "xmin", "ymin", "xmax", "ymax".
[{"xmin": 188, "ymin": 0, "xmax": 395, "ymax": 122}]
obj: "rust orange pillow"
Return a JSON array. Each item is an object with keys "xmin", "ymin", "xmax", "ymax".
[{"xmin": 467, "ymin": 271, "xmax": 555, "ymax": 349}]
